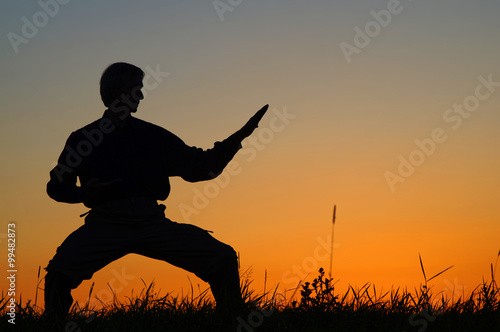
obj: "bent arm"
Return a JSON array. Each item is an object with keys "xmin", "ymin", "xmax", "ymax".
[{"xmin": 46, "ymin": 133, "xmax": 85, "ymax": 203}]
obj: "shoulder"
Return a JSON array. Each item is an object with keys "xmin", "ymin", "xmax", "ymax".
[
  {"xmin": 66, "ymin": 118, "xmax": 106, "ymax": 143},
  {"xmin": 73, "ymin": 117, "xmax": 111, "ymax": 135},
  {"xmin": 132, "ymin": 117, "xmax": 184, "ymax": 141},
  {"xmin": 131, "ymin": 116, "xmax": 166, "ymax": 132}
]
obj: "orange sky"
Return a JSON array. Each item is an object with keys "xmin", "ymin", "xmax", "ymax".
[{"xmin": 1, "ymin": 0, "xmax": 499, "ymax": 310}]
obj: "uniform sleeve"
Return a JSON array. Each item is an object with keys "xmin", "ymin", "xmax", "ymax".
[
  {"xmin": 46, "ymin": 132, "xmax": 85, "ymax": 203},
  {"xmin": 166, "ymin": 131, "xmax": 243, "ymax": 182}
]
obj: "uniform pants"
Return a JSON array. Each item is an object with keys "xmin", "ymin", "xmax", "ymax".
[{"xmin": 44, "ymin": 199, "xmax": 243, "ymax": 317}]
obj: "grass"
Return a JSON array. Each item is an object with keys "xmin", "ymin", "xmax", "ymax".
[{"xmin": 1, "ymin": 257, "xmax": 499, "ymax": 331}]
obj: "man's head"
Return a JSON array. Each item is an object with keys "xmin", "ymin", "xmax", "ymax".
[{"xmin": 100, "ymin": 62, "xmax": 145, "ymax": 115}]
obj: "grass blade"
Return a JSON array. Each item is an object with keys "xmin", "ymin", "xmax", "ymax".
[
  {"xmin": 419, "ymin": 253, "xmax": 427, "ymax": 283},
  {"xmin": 427, "ymin": 265, "xmax": 454, "ymax": 283}
]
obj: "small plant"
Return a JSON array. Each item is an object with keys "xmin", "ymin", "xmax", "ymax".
[{"xmin": 299, "ymin": 267, "xmax": 338, "ymax": 310}]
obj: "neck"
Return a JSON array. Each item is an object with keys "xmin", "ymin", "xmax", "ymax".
[{"xmin": 104, "ymin": 109, "xmax": 132, "ymax": 128}]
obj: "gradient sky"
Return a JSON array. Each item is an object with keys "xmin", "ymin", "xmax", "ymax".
[{"xmin": 1, "ymin": 0, "xmax": 499, "ymax": 308}]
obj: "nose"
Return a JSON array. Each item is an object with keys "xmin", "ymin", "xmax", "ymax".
[{"xmin": 130, "ymin": 87, "xmax": 144, "ymax": 102}]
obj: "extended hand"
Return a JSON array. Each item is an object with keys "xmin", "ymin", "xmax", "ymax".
[{"xmin": 239, "ymin": 104, "xmax": 269, "ymax": 139}]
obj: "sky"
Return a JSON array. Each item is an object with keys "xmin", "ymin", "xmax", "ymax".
[{"xmin": 1, "ymin": 0, "xmax": 499, "ymax": 310}]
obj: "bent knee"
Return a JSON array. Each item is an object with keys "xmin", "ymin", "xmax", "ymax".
[{"xmin": 219, "ymin": 244, "xmax": 238, "ymax": 261}]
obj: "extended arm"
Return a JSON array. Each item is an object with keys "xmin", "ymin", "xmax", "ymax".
[{"xmin": 172, "ymin": 105, "xmax": 268, "ymax": 182}]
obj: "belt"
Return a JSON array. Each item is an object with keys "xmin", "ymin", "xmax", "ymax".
[{"xmin": 81, "ymin": 197, "xmax": 166, "ymax": 222}]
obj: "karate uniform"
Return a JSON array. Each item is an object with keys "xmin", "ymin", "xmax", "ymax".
[{"xmin": 45, "ymin": 110, "xmax": 245, "ymax": 317}]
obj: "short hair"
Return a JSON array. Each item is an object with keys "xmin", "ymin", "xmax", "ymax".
[{"xmin": 99, "ymin": 62, "xmax": 145, "ymax": 107}]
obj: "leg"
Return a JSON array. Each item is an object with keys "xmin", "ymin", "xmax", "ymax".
[
  {"xmin": 44, "ymin": 219, "xmax": 130, "ymax": 318},
  {"xmin": 43, "ymin": 270, "xmax": 80, "ymax": 319},
  {"xmin": 134, "ymin": 219, "xmax": 244, "ymax": 314}
]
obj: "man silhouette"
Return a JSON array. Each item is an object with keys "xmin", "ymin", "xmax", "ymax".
[{"xmin": 44, "ymin": 62, "xmax": 268, "ymax": 321}]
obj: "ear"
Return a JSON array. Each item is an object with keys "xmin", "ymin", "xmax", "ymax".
[{"xmin": 108, "ymin": 87, "xmax": 128, "ymax": 104}]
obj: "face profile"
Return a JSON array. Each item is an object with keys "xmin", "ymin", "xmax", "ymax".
[
  {"xmin": 108, "ymin": 77, "xmax": 144, "ymax": 117},
  {"xmin": 99, "ymin": 63, "xmax": 145, "ymax": 119}
]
